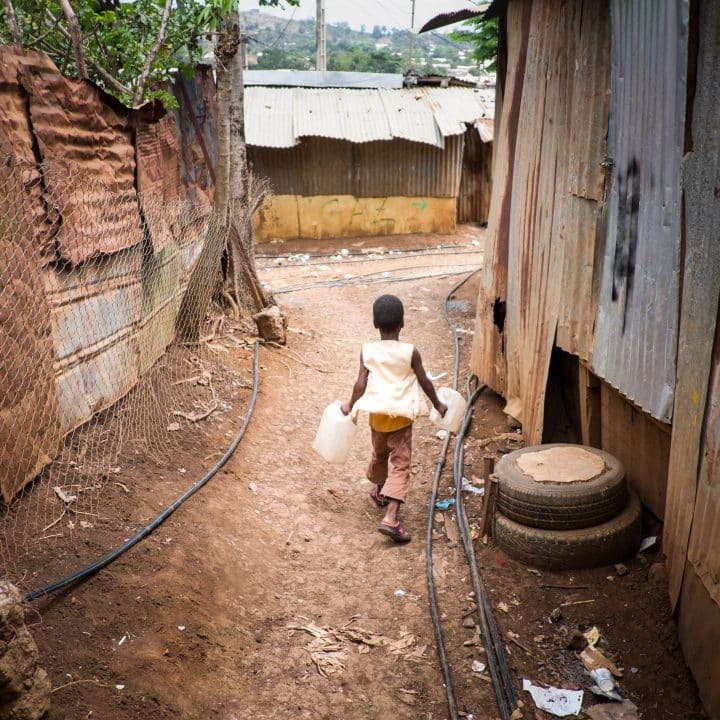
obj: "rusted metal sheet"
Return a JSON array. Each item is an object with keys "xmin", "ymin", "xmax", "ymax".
[
  {"xmin": 44, "ymin": 248, "xmax": 144, "ymax": 432},
  {"xmin": 472, "ymin": 0, "xmax": 532, "ymax": 396},
  {"xmin": 420, "ymin": 87, "xmax": 493, "ymax": 137},
  {"xmin": 591, "ymin": 0, "xmax": 688, "ymax": 423},
  {"xmin": 0, "ymin": 49, "xmax": 58, "ymax": 262},
  {"xmin": 136, "ymin": 115, "xmax": 180, "ymax": 253},
  {"xmin": 18, "ymin": 57, "xmax": 144, "ymax": 266},
  {"xmin": 665, "ymin": 0, "xmax": 720, "ymax": 609},
  {"xmin": 457, "ymin": 127, "xmax": 492, "ymax": 223},
  {"xmin": 173, "ymin": 68, "xmax": 216, "ymax": 215},
  {"xmin": 378, "ymin": 89, "xmax": 444, "ymax": 148},
  {"xmin": 249, "ymin": 135, "xmax": 464, "ymax": 199},
  {"xmin": 686, "ymin": 332, "xmax": 720, "ymax": 607},
  {"xmin": 0, "ymin": 160, "xmax": 60, "ymax": 503}
]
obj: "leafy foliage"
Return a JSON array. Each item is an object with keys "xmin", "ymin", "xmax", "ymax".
[
  {"xmin": 0, "ymin": 0, "xmax": 298, "ymax": 107},
  {"xmin": 448, "ymin": 16, "xmax": 498, "ymax": 72}
]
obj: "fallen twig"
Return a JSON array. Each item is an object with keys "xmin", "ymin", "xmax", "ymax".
[
  {"xmin": 262, "ymin": 341, "xmax": 335, "ymax": 374},
  {"xmin": 51, "ymin": 678, "xmax": 114, "ymax": 694},
  {"xmin": 540, "ymin": 583, "xmax": 590, "ymax": 590},
  {"xmin": 42, "ymin": 510, "xmax": 66, "ymax": 533},
  {"xmin": 173, "ymin": 379, "xmax": 218, "ymax": 422},
  {"xmin": 477, "ymin": 433, "xmax": 524, "ymax": 448},
  {"xmin": 560, "ymin": 599, "xmax": 595, "ymax": 607}
]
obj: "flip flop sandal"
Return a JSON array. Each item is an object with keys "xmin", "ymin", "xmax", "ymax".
[
  {"xmin": 378, "ymin": 520, "xmax": 411, "ymax": 543},
  {"xmin": 370, "ymin": 489, "xmax": 390, "ymax": 508}
]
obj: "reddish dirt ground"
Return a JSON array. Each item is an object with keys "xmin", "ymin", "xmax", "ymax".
[{"xmin": 18, "ymin": 228, "xmax": 706, "ymax": 719}]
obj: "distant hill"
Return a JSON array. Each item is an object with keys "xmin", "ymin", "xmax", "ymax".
[{"xmin": 241, "ymin": 10, "xmax": 477, "ymax": 77}]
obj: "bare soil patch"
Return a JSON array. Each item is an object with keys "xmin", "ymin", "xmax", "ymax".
[{"xmin": 17, "ymin": 228, "xmax": 704, "ymax": 720}]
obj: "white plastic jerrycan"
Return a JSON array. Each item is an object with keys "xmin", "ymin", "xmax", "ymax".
[
  {"xmin": 312, "ymin": 401, "xmax": 358, "ymax": 464},
  {"xmin": 429, "ymin": 387, "xmax": 467, "ymax": 433}
]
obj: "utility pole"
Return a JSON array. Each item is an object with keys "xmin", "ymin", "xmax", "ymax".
[
  {"xmin": 407, "ymin": 0, "xmax": 416, "ymax": 71},
  {"xmin": 316, "ymin": 0, "xmax": 326, "ymax": 71}
]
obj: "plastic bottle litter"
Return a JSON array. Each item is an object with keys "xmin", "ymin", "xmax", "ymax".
[
  {"xmin": 429, "ymin": 387, "xmax": 467, "ymax": 433},
  {"xmin": 312, "ymin": 401, "xmax": 358, "ymax": 464},
  {"xmin": 435, "ymin": 498, "xmax": 456, "ymax": 510}
]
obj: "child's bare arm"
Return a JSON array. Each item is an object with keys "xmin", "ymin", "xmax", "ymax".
[
  {"xmin": 341, "ymin": 352, "xmax": 369, "ymax": 416},
  {"xmin": 411, "ymin": 348, "xmax": 447, "ymax": 416}
]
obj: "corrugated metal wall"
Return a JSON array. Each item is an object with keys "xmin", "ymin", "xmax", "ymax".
[
  {"xmin": 592, "ymin": 0, "xmax": 689, "ymax": 423},
  {"xmin": 248, "ymin": 135, "xmax": 464, "ymax": 199},
  {"xmin": 457, "ymin": 128, "xmax": 493, "ymax": 224}
]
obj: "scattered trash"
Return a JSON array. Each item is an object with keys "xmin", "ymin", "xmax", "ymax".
[
  {"xmin": 436, "ymin": 429, "xmax": 449, "ymax": 440},
  {"xmin": 166, "ymin": 422, "xmax": 181, "ymax": 432},
  {"xmin": 638, "ymin": 536, "xmax": 657, "ymax": 553},
  {"xmin": 586, "ymin": 699, "xmax": 638, "ymax": 720},
  {"xmin": 79, "ymin": 521, "xmax": 94, "ymax": 530},
  {"xmin": 118, "ymin": 635, "xmax": 127, "ymax": 646},
  {"xmin": 177, "ymin": 625, "xmax": 186, "ymax": 632},
  {"xmin": 580, "ymin": 645, "xmax": 623, "ymax": 677},
  {"xmin": 584, "ymin": 626, "xmax": 601, "ymax": 647},
  {"xmin": 178, "ymin": 468, "xmax": 186, "ymax": 474},
  {"xmin": 248, "ymin": 482, "xmax": 258, "ymax": 493},
  {"xmin": 115, "ymin": 684, "xmax": 125, "ymax": 690},
  {"xmin": 53, "ymin": 487, "xmax": 77, "ymax": 505},
  {"xmin": 340, "ymin": 248, "xmax": 349, "ymax": 256},
  {"xmin": 589, "ymin": 667, "xmax": 623, "ymax": 701},
  {"xmin": 394, "ymin": 589, "xmax": 406, "ymax": 598},
  {"xmin": 497, "ymin": 602, "xmax": 510, "ymax": 613},
  {"xmin": 435, "ymin": 498, "xmax": 456, "ymax": 510},
  {"xmin": 462, "ymin": 478, "xmax": 485, "ymax": 495},
  {"xmin": 549, "ymin": 607, "xmax": 563, "ymax": 623},
  {"xmin": 471, "ymin": 660, "xmax": 486, "ymax": 673},
  {"xmin": 427, "ymin": 371, "xmax": 448, "ymax": 382},
  {"xmin": 522, "ymin": 679, "xmax": 583, "ymax": 717}
]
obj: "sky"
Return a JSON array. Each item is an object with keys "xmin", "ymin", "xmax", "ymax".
[{"xmin": 238, "ymin": 0, "xmax": 482, "ymax": 33}]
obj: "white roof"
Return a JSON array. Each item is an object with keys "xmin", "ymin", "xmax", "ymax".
[{"xmin": 245, "ymin": 86, "xmax": 494, "ymax": 149}]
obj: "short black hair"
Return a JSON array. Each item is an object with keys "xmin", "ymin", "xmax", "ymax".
[{"xmin": 373, "ymin": 294, "xmax": 404, "ymax": 332}]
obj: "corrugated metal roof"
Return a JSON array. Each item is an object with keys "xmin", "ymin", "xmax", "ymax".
[
  {"xmin": 244, "ymin": 70, "xmax": 403, "ymax": 89},
  {"xmin": 591, "ymin": 0, "xmax": 688, "ymax": 423},
  {"xmin": 245, "ymin": 86, "xmax": 493, "ymax": 149}
]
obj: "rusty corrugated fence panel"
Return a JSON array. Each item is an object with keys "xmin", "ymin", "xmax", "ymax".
[
  {"xmin": 591, "ymin": 0, "xmax": 688, "ymax": 423},
  {"xmin": 20, "ymin": 59, "xmax": 143, "ymax": 266},
  {"xmin": 471, "ymin": 0, "xmax": 532, "ymax": 396},
  {"xmin": 244, "ymin": 86, "xmax": 295, "ymax": 148},
  {"xmin": 664, "ymin": 0, "xmax": 720, "ymax": 609}
]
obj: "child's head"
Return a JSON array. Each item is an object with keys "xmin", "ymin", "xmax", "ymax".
[{"xmin": 373, "ymin": 294, "xmax": 404, "ymax": 333}]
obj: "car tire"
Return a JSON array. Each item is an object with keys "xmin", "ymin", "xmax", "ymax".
[
  {"xmin": 496, "ymin": 444, "xmax": 627, "ymax": 530},
  {"xmin": 493, "ymin": 491, "xmax": 642, "ymax": 571}
]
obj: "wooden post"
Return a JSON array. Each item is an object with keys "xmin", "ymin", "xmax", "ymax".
[
  {"xmin": 482, "ymin": 454, "xmax": 495, "ymax": 481},
  {"xmin": 480, "ymin": 474, "xmax": 499, "ymax": 538}
]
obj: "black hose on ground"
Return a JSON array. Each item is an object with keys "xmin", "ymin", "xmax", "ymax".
[
  {"xmin": 256, "ymin": 243, "xmax": 469, "ymax": 260},
  {"xmin": 25, "ymin": 341, "xmax": 261, "ymax": 603},
  {"xmin": 453, "ymin": 378, "xmax": 518, "ymax": 720},
  {"xmin": 426, "ymin": 268, "xmax": 518, "ymax": 720}
]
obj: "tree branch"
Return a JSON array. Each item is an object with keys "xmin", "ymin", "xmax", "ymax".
[
  {"xmin": 46, "ymin": 9, "xmax": 130, "ymax": 95},
  {"xmin": 2, "ymin": 0, "xmax": 23, "ymax": 47},
  {"xmin": 57, "ymin": 0, "xmax": 88, "ymax": 78},
  {"xmin": 132, "ymin": 0, "xmax": 173, "ymax": 105}
]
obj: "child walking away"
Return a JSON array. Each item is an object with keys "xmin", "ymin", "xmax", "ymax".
[{"xmin": 341, "ymin": 295, "xmax": 447, "ymax": 543}]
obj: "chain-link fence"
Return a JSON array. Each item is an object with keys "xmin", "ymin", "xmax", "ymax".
[{"xmin": 0, "ymin": 155, "xmax": 252, "ymax": 594}]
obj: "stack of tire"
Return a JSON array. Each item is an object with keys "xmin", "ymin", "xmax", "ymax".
[{"xmin": 492, "ymin": 444, "xmax": 642, "ymax": 570}]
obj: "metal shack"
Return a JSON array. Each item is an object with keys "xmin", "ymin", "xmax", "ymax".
[
  {"xmin": 448, "ymin": 0, "xmax": 720, "ymax": 712},
  {"xmin": 243, "ymin": 71, "xmax": 494, "ymax": 242}
]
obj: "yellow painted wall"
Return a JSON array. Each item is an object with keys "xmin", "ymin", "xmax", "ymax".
[{"xmin": 253, "ymin": 195, "xmax": 457, "ymax": 242}]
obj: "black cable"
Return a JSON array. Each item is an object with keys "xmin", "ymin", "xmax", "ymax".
[
  {"xmin": 256, "ymin": 243, "xmax": 468, "ymax": 260},
  {"xmin": 25, "ymin": 341, "xmax": 261, "ymax": 603}
]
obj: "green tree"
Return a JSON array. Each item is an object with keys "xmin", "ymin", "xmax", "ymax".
[
  {"xmin": 448, "ymin": 16, "xmax": 498, "ymax": 72},
  {"xmin": 255, "ymin": 46, "xmax": 307, "ymax": 69}
]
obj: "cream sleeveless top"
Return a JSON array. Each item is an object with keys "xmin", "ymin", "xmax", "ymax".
[{"xmin": 352, "ymin": 340, "xmax": 421, "ymax": 420}]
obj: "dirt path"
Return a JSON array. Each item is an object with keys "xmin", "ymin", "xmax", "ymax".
[{"xmin": 33, "ymin": 229, "xmax": 705, "ymax": 720}]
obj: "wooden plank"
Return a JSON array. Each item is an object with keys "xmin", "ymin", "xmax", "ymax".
[
  {"xmin": 600, "ymin": 382, "xmax": 671, "ymax": 520},
  {"xmin": 480, "ymin": 475, "xmax": 499, "ymax": 538},
  {"xmin": 578, "ymin": 364, "xmax": 601, "ymax": 448},
  {"xmin": 664, "ymin": 0, "xmax": 720, "ymax": 610}
]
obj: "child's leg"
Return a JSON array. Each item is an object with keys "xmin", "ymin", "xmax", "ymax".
[
  {"xmin": 379, "ymin": 425, "xmax": 412, "ymax": 524},
  {"xmin": 366, "ymin": 429, "xmax": 391, "ymax": 495}
]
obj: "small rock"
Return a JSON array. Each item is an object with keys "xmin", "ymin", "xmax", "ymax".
[
  {"xmin": 615, "ymin": 563, "xmax": 628, "ymax": 576},
  {"xmin": 549, "ymin": 607, "xmax": 563, "ymax": 623},
  {"xmin": 647, "ymin": 562, "xmax": 667, "ymax": 584},
  {"xmin": 462, "ymin": 616, "xmax": 476, "ymax": 628},
  {"xmin": 254, "ymin": 305, "xmax": 287, "ymax": 344}
]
